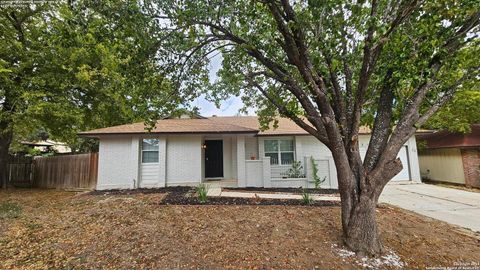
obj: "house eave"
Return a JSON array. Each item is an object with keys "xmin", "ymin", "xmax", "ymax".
[{"xmin": 78, "ymin": 130, "xmax": 259, "ymax": 138}]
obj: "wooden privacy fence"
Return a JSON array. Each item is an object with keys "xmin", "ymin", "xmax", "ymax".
[
  {"xmin": 33, "ymin": 153, "xmax": 98, "ymax": 189},
  {"xmin": 7, "ymin": 156, "xmax": 34, "ymax": 187}
]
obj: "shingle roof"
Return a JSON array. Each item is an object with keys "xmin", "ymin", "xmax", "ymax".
[
  {"xmin": 78, "ymin": 116, "xmax": 377, "ymax": 137},
  {"xmin": 207, "ymin": 116, "xmax": 374, "ymax": 135},
  {"xmin": 78, "ymin": 118, "xmax": 258, "ymax": 136},
  {"xmin": 416, "ymin": 124, "xmax": 480, "ymax": 149}
]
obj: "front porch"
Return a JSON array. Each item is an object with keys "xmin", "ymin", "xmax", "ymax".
[
  {"xmin": 200, "ymin": 134, "xmax": 338, "ymax": 189},
  {"xmin": 203, "ymin": 156, "xmax": 337, "ymax": 189}
]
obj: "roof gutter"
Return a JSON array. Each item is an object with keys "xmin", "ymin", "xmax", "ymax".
[{"xmin": 77, "ymin": 130, "xmax": 259, "ymax": 138}]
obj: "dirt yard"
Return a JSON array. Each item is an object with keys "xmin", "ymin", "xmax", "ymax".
[{"xmin": 0, "ymin": 189, "xmax": 479, "ymax": 269}]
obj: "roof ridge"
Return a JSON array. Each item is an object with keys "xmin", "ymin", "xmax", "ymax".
[{"xmin": 206, "ymin": 117, "xmax": 259, "ymax": 131}]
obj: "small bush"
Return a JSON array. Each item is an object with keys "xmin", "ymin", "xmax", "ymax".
[
  {"xmin": 196, "ymin": 183, "xmax": 209, "ymax": 204},
  {"xmin": 0, "ymin": 202, "xmax": 22, "ymax": 219},
  {"xmin": 301, "ymin": 189, "xmax": 313, "ymax": 205},
  {"xmin": 284, "ymin": 161, "xmax": 306, "ymax": 178}
]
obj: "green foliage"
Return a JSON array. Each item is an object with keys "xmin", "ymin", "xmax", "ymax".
[
  {"xmin": 1, "ymin": 0, "xmax": 182, "ymax": 153},
  {"xmin": 301, "ymin": 189, "xmax": 313, "ymax": 205},
  {"xmin": 284, "ymin": 161, "xmax": 305, "ymax": 178},
  {"xmin": 153, "ymin": 0, "xmax": 479, "ymax": 132},
  {"xmin": 310, "ymin": 157, "xmax": 326, "ymax": 189},
  {"xmin": 26, "ymin": 148, "xmax": 44, "ymax": 157},
  {"xmin": 196, "ymin": 183, "xmax": 209, "ymax": 204},
  {"xmin": 0, "ymin": 202, "xmax": 22, "ymax": 219},
  {"xmin": 426, "ymin": 90, "xmax": 480, "ymax": 133},
  {"xmin": 70, "ymin": 138, "xmax": 99, "ymax": 153}
]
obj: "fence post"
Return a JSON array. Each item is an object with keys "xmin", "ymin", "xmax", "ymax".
[
  {"xmin": 30, "ymin": 160, "xmax": 35, "ymax": 187},
  {"xmin": 89, "ymin": 153, "xmax": 98, "ymax": 189}
]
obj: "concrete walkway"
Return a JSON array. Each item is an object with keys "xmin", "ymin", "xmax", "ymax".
[
  {"xmin": 206, "ymin": 186, "xmax": 340, "ymax": 201},
  {"xmin": 220, "ymin": 191, "xmax": 341, "ymax": 201},
  {"xmin": 380, "ymin": 183, "xmax": 480, "ymax": 232}
]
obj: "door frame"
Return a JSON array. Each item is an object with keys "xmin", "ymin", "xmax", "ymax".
[{"xmin": 204, "ymin": 139, "xmax": 224, "ymax": 179}]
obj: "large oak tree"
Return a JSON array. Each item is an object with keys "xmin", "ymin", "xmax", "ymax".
[
  {"xmin": 152, "ymin": 0, "xmax": 479, "ymax": 255},
  {"xmin": 0, "ymin": 0, "xmax": 180, "ymax": 188}
]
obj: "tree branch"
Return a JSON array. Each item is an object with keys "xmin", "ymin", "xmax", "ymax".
[
  {"xmin": 323, "ymin": 52, "xmax": 348, "ymax": 132},
  {"xmin": 246, "ymin": 73, "xmax": 329, "ymax": 144},
  {"xmin": 417, "ymin": 70, "xmax": 479, "ymax": 126},
  {"xmin": 348, "ymin": 0, "xmax": 421, "ymax": 142},
  {"xmin": 363, "ymin": 69, "xmax": 395, "ymax": 172}
]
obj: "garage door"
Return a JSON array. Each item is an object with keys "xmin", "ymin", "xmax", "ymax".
[{"xmin": 391, "ymin": 146, "xmax": 410, "ymax": 181}]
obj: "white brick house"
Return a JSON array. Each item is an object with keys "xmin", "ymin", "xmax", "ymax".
[{"xmin": 79, "ymin": 115, "xmax": 422, "ymax": 190}]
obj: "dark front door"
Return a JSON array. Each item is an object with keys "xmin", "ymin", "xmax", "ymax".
[{"xmin": 205, "ymin": 140, "xmax": 223, "ymax": 178}]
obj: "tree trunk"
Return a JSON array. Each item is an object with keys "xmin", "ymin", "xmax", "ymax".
[
  {"xmin": 343, "ymin": 194, "xmax": 383, "ymax": 255},
  {"xmin": 337, "ymin": 158, "xmax": 402, "ymax": 256},
  {"xmin": 0, "ymin": 124, "xmax": 13, "ymax": 189}
]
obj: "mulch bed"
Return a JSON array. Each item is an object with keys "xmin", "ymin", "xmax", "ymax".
[
  {"xmin": 89, "ymin": 186, "xmax": 341, "ymax": 206},
  {"xmin": 88, "ymin": 186, "xmax": 192, "ymax": 196}
]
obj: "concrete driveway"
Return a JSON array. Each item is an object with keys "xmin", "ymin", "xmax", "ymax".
[{"xmin": 379, "ymin": 183, "xmax": 480, "ymax": 232}]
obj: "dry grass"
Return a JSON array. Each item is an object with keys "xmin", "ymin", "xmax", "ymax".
[{"xmin": 0, "ymin": 189, "xmax": 478, "ymax": 269}]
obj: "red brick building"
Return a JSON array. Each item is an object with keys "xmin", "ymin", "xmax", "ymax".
[{"xmin": 417, "ymin": 125, "xmax": 480, "ymax": 188}]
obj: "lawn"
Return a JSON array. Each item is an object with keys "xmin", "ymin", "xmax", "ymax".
[{"xmin": 0, "ymin": 189, "xmax": 479, "ymax": 269}]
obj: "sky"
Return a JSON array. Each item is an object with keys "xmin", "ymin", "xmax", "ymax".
[{"xmin": 190, "ymin": 54, "xmax": 256, "ymax": 116}]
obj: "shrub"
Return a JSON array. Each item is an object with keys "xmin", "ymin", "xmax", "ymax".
[
  {"xmin": 0, "ymin": 202, "xmax": 22, "ymax": 219},
  {"xmin": 284, "ymin": 161, "xmax": 306, "ymax": 178},
  {"xmin": 301, "ymin": 189, "xmax": 313, "ymax": 205},
  {"xmin": 196, "ymin": 183, "xmax": 209, "ymax": 204}
]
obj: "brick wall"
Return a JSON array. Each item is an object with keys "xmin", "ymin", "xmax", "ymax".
[{"xmin": 461, "ymin": 148, "xmax": 480, "ymax": 188}]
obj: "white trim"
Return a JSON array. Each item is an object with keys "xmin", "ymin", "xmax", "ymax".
[
  {"xmin": 166, "ymin": 181, "xmax": 202, "ymax": 186},
  {"xmin": 97, "ymin": 183, "xmax": 134, "ymax": 190},
  {"xmin": 237, "ymin": 136, "xmax": 246, "ymax": 187},
  {"xmin": 158, "ymin": 137, "xmax": 167, "ymax": 187},
  {"xmin": 140, "ymin": 138, "xmax": 160, "ymax": 164},
  {"xmin": 271, "ymin": 178, "xmax": 308, "ymax": 181},
  {"xmin": 263, "ymin": 137, "xmax": 295, "ymax": 165},
  {"xmin": 131, "ymin": 137, "xmax": 140, "ymax": 188}
]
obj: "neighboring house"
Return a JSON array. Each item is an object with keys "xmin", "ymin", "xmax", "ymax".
[
  {"xmin": 79, "ymin": 115, "xmax": 422, "ymax": 190},
  {"xmin": 21, "ymin": 140, "xmax": 72, "ymax": 154},
  {"xmin": 417, "ymin": 124, "xmax": 480, "ymax": 188}
]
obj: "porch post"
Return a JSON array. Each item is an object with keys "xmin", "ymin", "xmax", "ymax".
[
  {"xmin": 262, "ymin": 157, "xmax": 271, "ymax": 188},
  {"xmin": 236, "ymin": 136, "xmax": 246, "ymax": 187},
  {"xmin": 130, "ymin": 136, "xmax": 140, "ymax": 189},
  {"xmin": 304, "ymin": 156, "xmax": 310, "ymax": 188},
  {"xmin": 158, "ymin": 136, "xmax": 167, "ymax": 187}
]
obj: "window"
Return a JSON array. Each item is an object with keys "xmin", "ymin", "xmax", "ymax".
[
  {"xmin": 142, "ymin": 139, "xmax": 159, "ymax": 163},
  {"xmin": 264, "ymin": 139, "xmax": 294, "ymax": 165}
]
